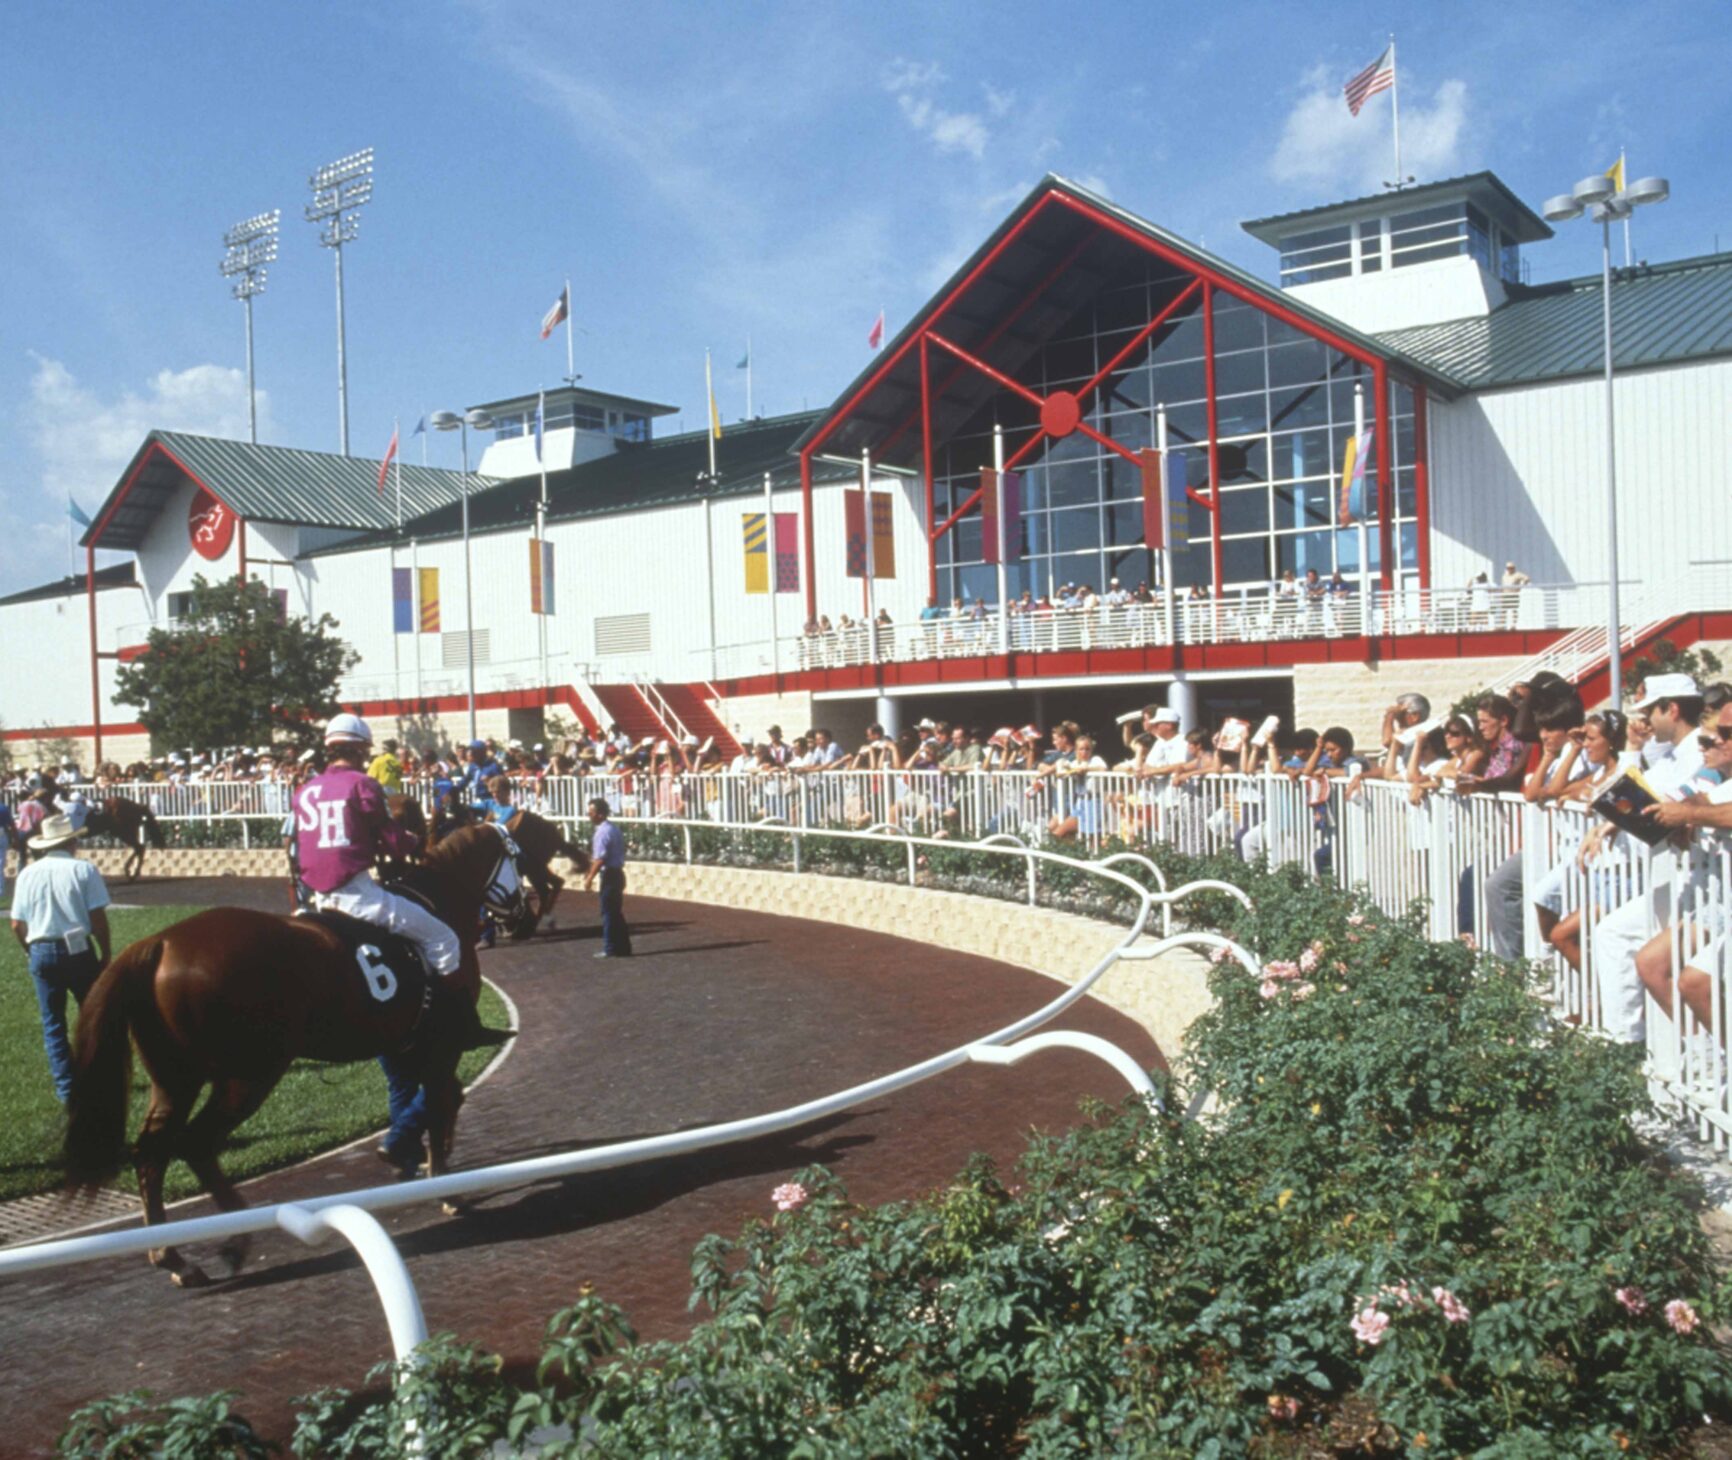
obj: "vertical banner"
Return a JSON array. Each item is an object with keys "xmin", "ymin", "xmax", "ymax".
[
  {"xmin": 392, "ymin": 566, "xmax": 413, "ymax": 633},
  {"xmin": 529, "ymin": 538, "xmax": 556, "ymax": 614},
  {"xmin": 742, "ymin": 512, "xmax": 769, "ymax": 594},
  {"xmin": 773, "ymin": 511, "xmax": 800, "ymax": 593},
  {"xmin": 844, "ymin": 489, "xmax": 867, "ymax": 579},
  {"xmin": 1166, "ymin": 449, "xmax": 1191, "ymax": 551},
  {"xmin": 1338, "ymin": 427, "xmax": 1372, "ymax": 525},
  {"xmin": 1140, "ymin": 449, "xmax": 1163, "ymax": 550},
  {"xmin": 980, "ymin": 468, "xmax": 1000, "ymax": 565},
  {"xmin": 418, "ymin": 567, "xmax": 441, "ymax": 632},
  {"xmin": 870, "ymin": 490, "xmax": 895, "ymax": 579},
  {"xmin": 1001, "ymin": 470, "xmax": 1022, "ymax": 565}
]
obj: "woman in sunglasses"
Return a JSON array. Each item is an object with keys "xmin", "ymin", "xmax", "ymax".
[{"xmin": 1533, "ymin": 710, "xmax": 1633, "ymax": 975}]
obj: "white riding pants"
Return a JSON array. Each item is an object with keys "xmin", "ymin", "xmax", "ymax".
[{"xmin": 311, "ymin": 870, "xmax": 462, "ymax": 977}]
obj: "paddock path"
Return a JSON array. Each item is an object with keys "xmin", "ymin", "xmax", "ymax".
[{"xmin": 0, "ymin": 875, "xmax": 1163, "ymax": 1454}]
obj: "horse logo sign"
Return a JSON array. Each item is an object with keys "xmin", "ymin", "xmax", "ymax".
[{"xmin": 188, "ymin": 487, "xmax": 235, "ymax": 561}]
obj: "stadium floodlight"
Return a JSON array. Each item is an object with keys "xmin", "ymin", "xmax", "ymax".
[
  {"xmin": 1540, "ymin": 167, "xmax": 1672, "ymax": 706},
  {"xmin": 218, "ymin": 209, "xmax": 279, "ymax": 445},
  {"xmin": 305, "ymin": 147, "xmax": 375, "ymax": 457},
  {"xmin": 429, "ymin": 407, "xmax": 494, "ymax": 739}
]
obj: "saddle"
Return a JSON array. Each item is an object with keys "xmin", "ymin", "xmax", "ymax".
[{"xmin": 299, "ymin": 910, "xmax": 433, "ymax": 1043}]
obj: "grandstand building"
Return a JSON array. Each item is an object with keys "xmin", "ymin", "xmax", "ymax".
[{"xmin": 6, "ymin": 169, "xmax": 1731, "ymax": 765}]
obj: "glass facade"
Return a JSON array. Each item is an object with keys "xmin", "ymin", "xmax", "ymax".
[
  {"xmin": 1282, "ymin": 199, "xmax": 1523, "ymax": 285},
  {"xmin": 930, "ymin": 259, "xmax": 1423, "ymax": 607}
]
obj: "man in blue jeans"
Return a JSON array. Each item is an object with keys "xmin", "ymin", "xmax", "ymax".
[
  {"xmin": 8, "ymin": 813, "xmax": 111, "ymax": 1103},
  {"xmin": 583, "ymin": 797, "xmax": 632, "ymax": 958}
]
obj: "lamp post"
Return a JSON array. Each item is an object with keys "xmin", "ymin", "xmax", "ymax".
[
  {"xmin": 1541, "ymin": 171, "xmax": 1670, "ymax": 707},
  {"xmin": 429, "ymin": 408, "xmax": 495, "ymax": 741}
]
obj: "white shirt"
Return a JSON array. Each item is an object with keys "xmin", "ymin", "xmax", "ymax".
[
  {"xmin": 1646, "ymin": 733, "xmax": 1706, "ymax": 799},
  {"xmin": 10, "ymin": 851, "xmax": 110, "ymax": 944},
  {"xmin": 1147, "ymin": 733, "xmax": 1191, "ymax": 769}
]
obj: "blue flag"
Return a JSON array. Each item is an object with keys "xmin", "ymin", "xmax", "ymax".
[
  {"xmin": 67, "ymin": 495, "xmax": 92, "ymax": 528},
  {"xmin": 412, "ymin": 415, "xmax": 426, "ymax": 435}
]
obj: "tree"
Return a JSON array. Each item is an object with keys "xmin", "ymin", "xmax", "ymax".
[
  {"xmin": 113, "ymin": 575, "xmax": 359, "ymax": 752},
  {"xmin": 1625, "ymin": 639, "xmax": 1725, "ymax": 701}
]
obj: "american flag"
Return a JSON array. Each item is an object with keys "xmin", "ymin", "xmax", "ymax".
[{"xmin": 1343, "ymin": 45, "xmax": 1394, "ymax": 116}]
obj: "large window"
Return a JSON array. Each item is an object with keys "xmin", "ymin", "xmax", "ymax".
[
  {"xmin": 1278, "ymin": 225, "xmax": 1353, "ymax": 285},
  {"xmin": 929, "ymin": 262, "xmax": 1424, "ymax": 602},
  {"xmin": 1388, "ymin": 203, "xmax": 1467, "ymax": 268}
]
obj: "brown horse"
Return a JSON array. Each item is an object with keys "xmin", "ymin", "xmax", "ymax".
[
  {"xmin": 81, "ymin": 795, "xmax": 165, "ymax": 882},
  {"xmin": 64, "ymin": 823, "xmax": 523, "ymax": 1288},
  {"xmin": 503, "ymin": 809, "xmax": 590, "ymax": 937}
]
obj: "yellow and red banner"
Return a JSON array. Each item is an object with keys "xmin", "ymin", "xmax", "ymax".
[
  {"xmin": 418, "ymin": 567, "xmax": 440, "ymax": 633},
  {"xmin": 529, "ymin": 538, "xmax": 556, "ymax": 615},
  {"xmin": 742, "ymin": 513, "xmax": 768, "ymax": 595}
]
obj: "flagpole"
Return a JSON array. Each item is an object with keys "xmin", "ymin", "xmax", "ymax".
[
  {"xmin": 704, "ymin": 350, "xmax": 719, "ymax": 680},
  {"xmin": 392, "ymin": 416, "xmax": 402, "ymax": 707},
  {"xmin": 536, "ymin": 387, "xmax": 549, "ymax": 704},
  {"xmin": 411, "ymin": 536, "xmax": 422, "ymax": 705},
  {"xmin": 1621, "ymin": 147, "xmax": 1632, "ymax": 267},
  {"xmin": 746, "ymin": 335, "xmax": 753, "ymax": 421},
  {"xmin": 1388, "ymin": 34, "xmax": 1402, "ymax": 187},
  {"xmin": 764, "ymin": 470, "xmax": 779, "ymax": 679},
  {"xmin": 993, "ymin": 424, "xmax": 1008, "ymax": 654},
  {"xmin": 419, "ymin": 408, "xmax": 427, "ymax": 467},
  {"xmin": 1355, "ymin": 382, "xmax": 1371, "ymax": 631},
  {"xmin": 564, "ymin": 279, "xmax": 575, "ymax": 384}
]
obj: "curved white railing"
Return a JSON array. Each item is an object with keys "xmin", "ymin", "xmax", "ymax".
[{"xmin": 0, "ymin": 823, "xmax": 1251, "ymax": 1375}]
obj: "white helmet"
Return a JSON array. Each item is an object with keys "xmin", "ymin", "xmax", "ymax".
[{"xmin": 324, "ymin": 712, "xmax": 373, "ymax": 746}]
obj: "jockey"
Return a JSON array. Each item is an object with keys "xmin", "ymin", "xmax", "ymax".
[{"xmin": 294, "ymin": 713, "xmax": 462, "ymax": 979}]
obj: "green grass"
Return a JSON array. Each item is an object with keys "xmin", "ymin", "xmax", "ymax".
[{"xmin": 0, "ymin": 904, "xmax": 510, "ymax": 1203}]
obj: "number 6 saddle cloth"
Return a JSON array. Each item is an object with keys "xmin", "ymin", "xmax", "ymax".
[{"xmin": 299, "ymin": 907, "xmax": 436, "ymax": 1051}]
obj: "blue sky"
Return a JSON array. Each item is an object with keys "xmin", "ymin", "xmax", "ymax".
[{"xmin": 4, "ymin": 0, "xmax": 1729, "ymax": 595}]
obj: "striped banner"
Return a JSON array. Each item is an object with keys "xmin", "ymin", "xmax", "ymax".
[
  {"xmin": 742, "ymin": 512, "xmax": 769, "ymax": 595},
  {"xmin": 773, "ymin": 511, "xmax": 800, "ymax": 593},
  {"xmin": 392, "ymin": 567, "xmax": 413, "ymax": 634},
  {"xmin": 529, "ymin": 538, "xmax": 556, "ymax": 615},
  {"xmin": 418, "ymin": 567, "xmax": 441, "ymax": 633},
  {"xmin": 870, "ymin": 491, "xmax": 895, "ymax": 578}
]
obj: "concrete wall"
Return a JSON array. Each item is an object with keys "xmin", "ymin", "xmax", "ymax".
[{"xmin": 1290, "ymin": 653, "xmax": 1530, "ymax": 745}]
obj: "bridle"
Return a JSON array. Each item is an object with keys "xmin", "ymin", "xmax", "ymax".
[{"xmin": 478, "ymin": 822, "xmax": 537, "ymax": 937}]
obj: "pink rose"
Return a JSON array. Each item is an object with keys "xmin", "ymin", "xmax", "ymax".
[
  {"xmin": 1665, "ymin": 1298, "xmax": 1700, "ymax": 1335},
  {"xmin": 1259, "ymin": 979, "xmax": 1282, "ymax": 1000},
  {"xmin": 1351, "ymin": 1307, "xmax": 1390, "ymax": 1345},
  {"xmin": 1209, "ymin": 944, "xmax": 1232, "ymax": 965},
  {"xmin": 1267, "ymin": 1394, "xmax": 1300, "ymax": 1422},
  {"xmin": 1432, "ymin": 1286, "xmax": 1470, "ymax": 1324},
  {"xmin": 1299, "ymin": 947, "xmax": 1320, "ymax": 974},
  {"xmin": 1615, "ymin": 1286, "xmax": 1648, "ymax": 1316},
  {"xmin": 1347, "ymin": 913, "xmax": 1367, "ymax": 926},
  {"xmin": 1265, "ymin": 959, "xmax": 1300, "ymax": 981},
  {"xmin": 771, "ymin": 1181, "xmax": 809, "ymax": 1212},
  {"xmin": 1293, "ymin": 982, "xmax": 1316, "ymax": 1000}
]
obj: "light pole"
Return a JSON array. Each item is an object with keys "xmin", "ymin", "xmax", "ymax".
[
  {"xmin": 218, "ymin": 210, "xmax": 279, "ymax": 445},
  {"xmin": 306, "ymin": 148, "xmax": 374, "ymax": 457},
  {"xmin": 430, "ymin": 408, "xmax": 495, "ymax": 741},
  {"xmin": 1542, "ymin": 170, "xmax": 1669, "ymax": 706}
]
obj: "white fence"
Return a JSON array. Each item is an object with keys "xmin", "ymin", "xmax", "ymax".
[{"xmin": 19, "ymin": 768, "xmax": 1727, "ymax": 1150}]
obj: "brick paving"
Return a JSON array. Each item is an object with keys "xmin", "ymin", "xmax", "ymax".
[{"xmin": 0, "ymin": 876, "xmax": 1162, "ymax": 1455}]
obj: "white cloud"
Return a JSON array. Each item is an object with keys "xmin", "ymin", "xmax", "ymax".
[
  {"xmin": 1270, "ymin": 68, "xmax": 1469, "ymax": 193},
  {"xmin": 884, "ymin": 58, "xmax": 990, "ymax": 161},
  {"xmin": 0, "ymin": 356, "xmax": 267, "ymax": 593},
  {"xmin": 982, "ymin": 82, "xmax": 1014, "ymax": 119}
]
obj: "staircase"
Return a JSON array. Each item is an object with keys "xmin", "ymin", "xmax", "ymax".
[
  {"xmin": 655, "ymin": 682, "xmax": 742, "ymax": 758},
  {"xmin": 589, "ymin": 682, "xmax": 673, "ymax": 747},
  {"xmin": 549, "ymin": 685, "xmax": 602, "ymax": 737}
]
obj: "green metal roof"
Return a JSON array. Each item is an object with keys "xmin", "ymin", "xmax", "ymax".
[
  {"xmin": 311, "ymin": 410, "xmax": 856, "ymax": 557},
  {"xmin": 1375, "ymin": 251, "xmax": 1732, "ymax": 389},
  {"xmin": 83, "ymin": 431, "xmax": 482, "ymax": 551}
]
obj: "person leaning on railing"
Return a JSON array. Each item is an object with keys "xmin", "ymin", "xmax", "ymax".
[
  {"xmin": 1046, "ymin": 734, "xmax": 1107, "ymax": 841},
  {"xmin": 1405, "ymin": 715, "xmax": 1488, "ymax": 805},
  {"xmin": 1378, "ymin": 693, "xmax": 1433, "ymax": 780},
  {"xmin": 1632, "ymin": 697, "xmax": 1732, "ymax": 1030},
  {"xmin": 1584, "ymin": 675, "xmax": 1710, "ymax": 1045}
]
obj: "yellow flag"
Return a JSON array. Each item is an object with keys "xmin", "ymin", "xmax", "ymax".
[
  {"xmin": 1606, "ymin": 154, "xmax": 1626, "ymax": 193},
  {"xmin": 706, "ymin": 351, "xmax": 722, "ymax": 441}
]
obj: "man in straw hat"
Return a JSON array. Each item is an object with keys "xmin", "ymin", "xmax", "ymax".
[{"xmin": 8, "ymin": 812, "xmax": 111, "ymax": 1103}]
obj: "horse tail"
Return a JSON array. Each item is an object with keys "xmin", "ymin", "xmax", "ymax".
[
  {"xmin": 141, "ymin": 804, "xmax": 165, "ymax": 849},
  {"xmin": 63, "ymin": 939, "xmax": 159, "ymax": 1187}
]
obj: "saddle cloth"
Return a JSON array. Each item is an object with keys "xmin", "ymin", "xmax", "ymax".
[{"xmin": 300, "ymin": 909, "xmax": 431, "ymax": 1023}]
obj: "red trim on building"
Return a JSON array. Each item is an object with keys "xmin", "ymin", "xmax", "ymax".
[{"xmin": 3, "ymin": 719, "xmax": 147, "ymax": 744}]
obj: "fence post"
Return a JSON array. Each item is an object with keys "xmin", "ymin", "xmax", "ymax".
[
  {"xmin": 682, "ymin": 825, "xmax": 692, "ymax": 864},
  {"xmin": 907, "ymin": 839, "xmax": 917, "ymax": 888}
]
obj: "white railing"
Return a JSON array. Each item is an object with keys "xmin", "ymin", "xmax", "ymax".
[
  {"xmin": 0, "ymin": 823, "xmax": 1254, "ymax": 1382},
  {"xmin": 13, "ymin": 766, "xmax": 1728, "ymax": 1142},
  {"xmin": 700, "ymin": 579, "xmax": 1648, "ymax": 680}
]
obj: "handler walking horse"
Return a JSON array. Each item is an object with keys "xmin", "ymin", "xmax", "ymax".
[
  {"xmin": 81, "ymin": 795, "xmax": 164, "ymax": 882},
  {"xmin": 64, "ymin": 823, "xmax": 525, "ymax": 1288}
]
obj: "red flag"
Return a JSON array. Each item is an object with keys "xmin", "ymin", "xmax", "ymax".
[
  {"xmin": 1139, "ymin": 449, "xmax": 1163, "ymax": 549},
  {"xmin": 981, "ymin": 468, "xmax": 1000, "ymax": 565},
  {"xmin": 867, "ymin": 309, "xmax": 885, "ymax": 351},
  {"xmin": 376, "ymin": 425, "xmax": 399, "ymax": 495}
]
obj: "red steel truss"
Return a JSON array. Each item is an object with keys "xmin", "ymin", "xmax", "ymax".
[{"xmin": 798, "ymin": 187, "xmax": 1423, "ymax": 619}]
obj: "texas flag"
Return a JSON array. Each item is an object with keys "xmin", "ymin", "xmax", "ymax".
[
  {"xmin": 867, "ymin": 309, "xmax": 885, "ymax": 351},
  {"xmin": 540, "ymin": 285, "xmax": 569, "ymax": 341}
]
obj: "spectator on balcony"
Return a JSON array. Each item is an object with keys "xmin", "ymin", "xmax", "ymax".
[
  {"xmin": 764, "ymin": 725, "xmax": 790, "ymax": 767},
  {"xmin": 1273, "ymin": 570, "xmax": 1300, "ymax": 637},
  {"xmin": 1632, "ymin": 697, "xmax": 1732, "ymax": 1029},
  {"xmin": 1103, "ymin": 578, "xmax": 1130, "ymax": 643},
  {"xmin": 1499, "ymin": 562, "xmax": 1531, "ymax": 629},
  {"xmin": 805, "ymin": 728, "xmax": 846, "ymax": 771},
  {"xmin": 852, "ymin": 723, "xmax": 899, "ymax": 771},
  {"xmin": 1405, "ymin": 715, "xmax": 1487, "ymax": 804},
  {"xmin": 1455, "ymin": 694, "xmax": 1531, "ymax": 796},
  {"xmin": 1377, "ymin": 693, "xmax": 1433, "ymax": 780},
  {"xmin": 1528, "ymin": 710, "xmax": 1633, "ymax": 973},
  {"xmin": 728, "ymin": 736, "xmax": 758, "ymax": 775},
  {"xmin": 1586, "ymin": 675, "xmax": 1708, "ymax": 1043},
  {"xmin": 1302, "ymin": 568, "xmax": 1326, "ymax": 635},
  {"xmin": 1467, "ymin": 572, "xmax": 1493, "ymax": 630},
  {"xmin": 1132, "ymin": 707, "xmax": 1190, "ymax": 785},
  {"xmin": 940, "ymin": 725, "xmax": 983, "ymax": 772}
]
